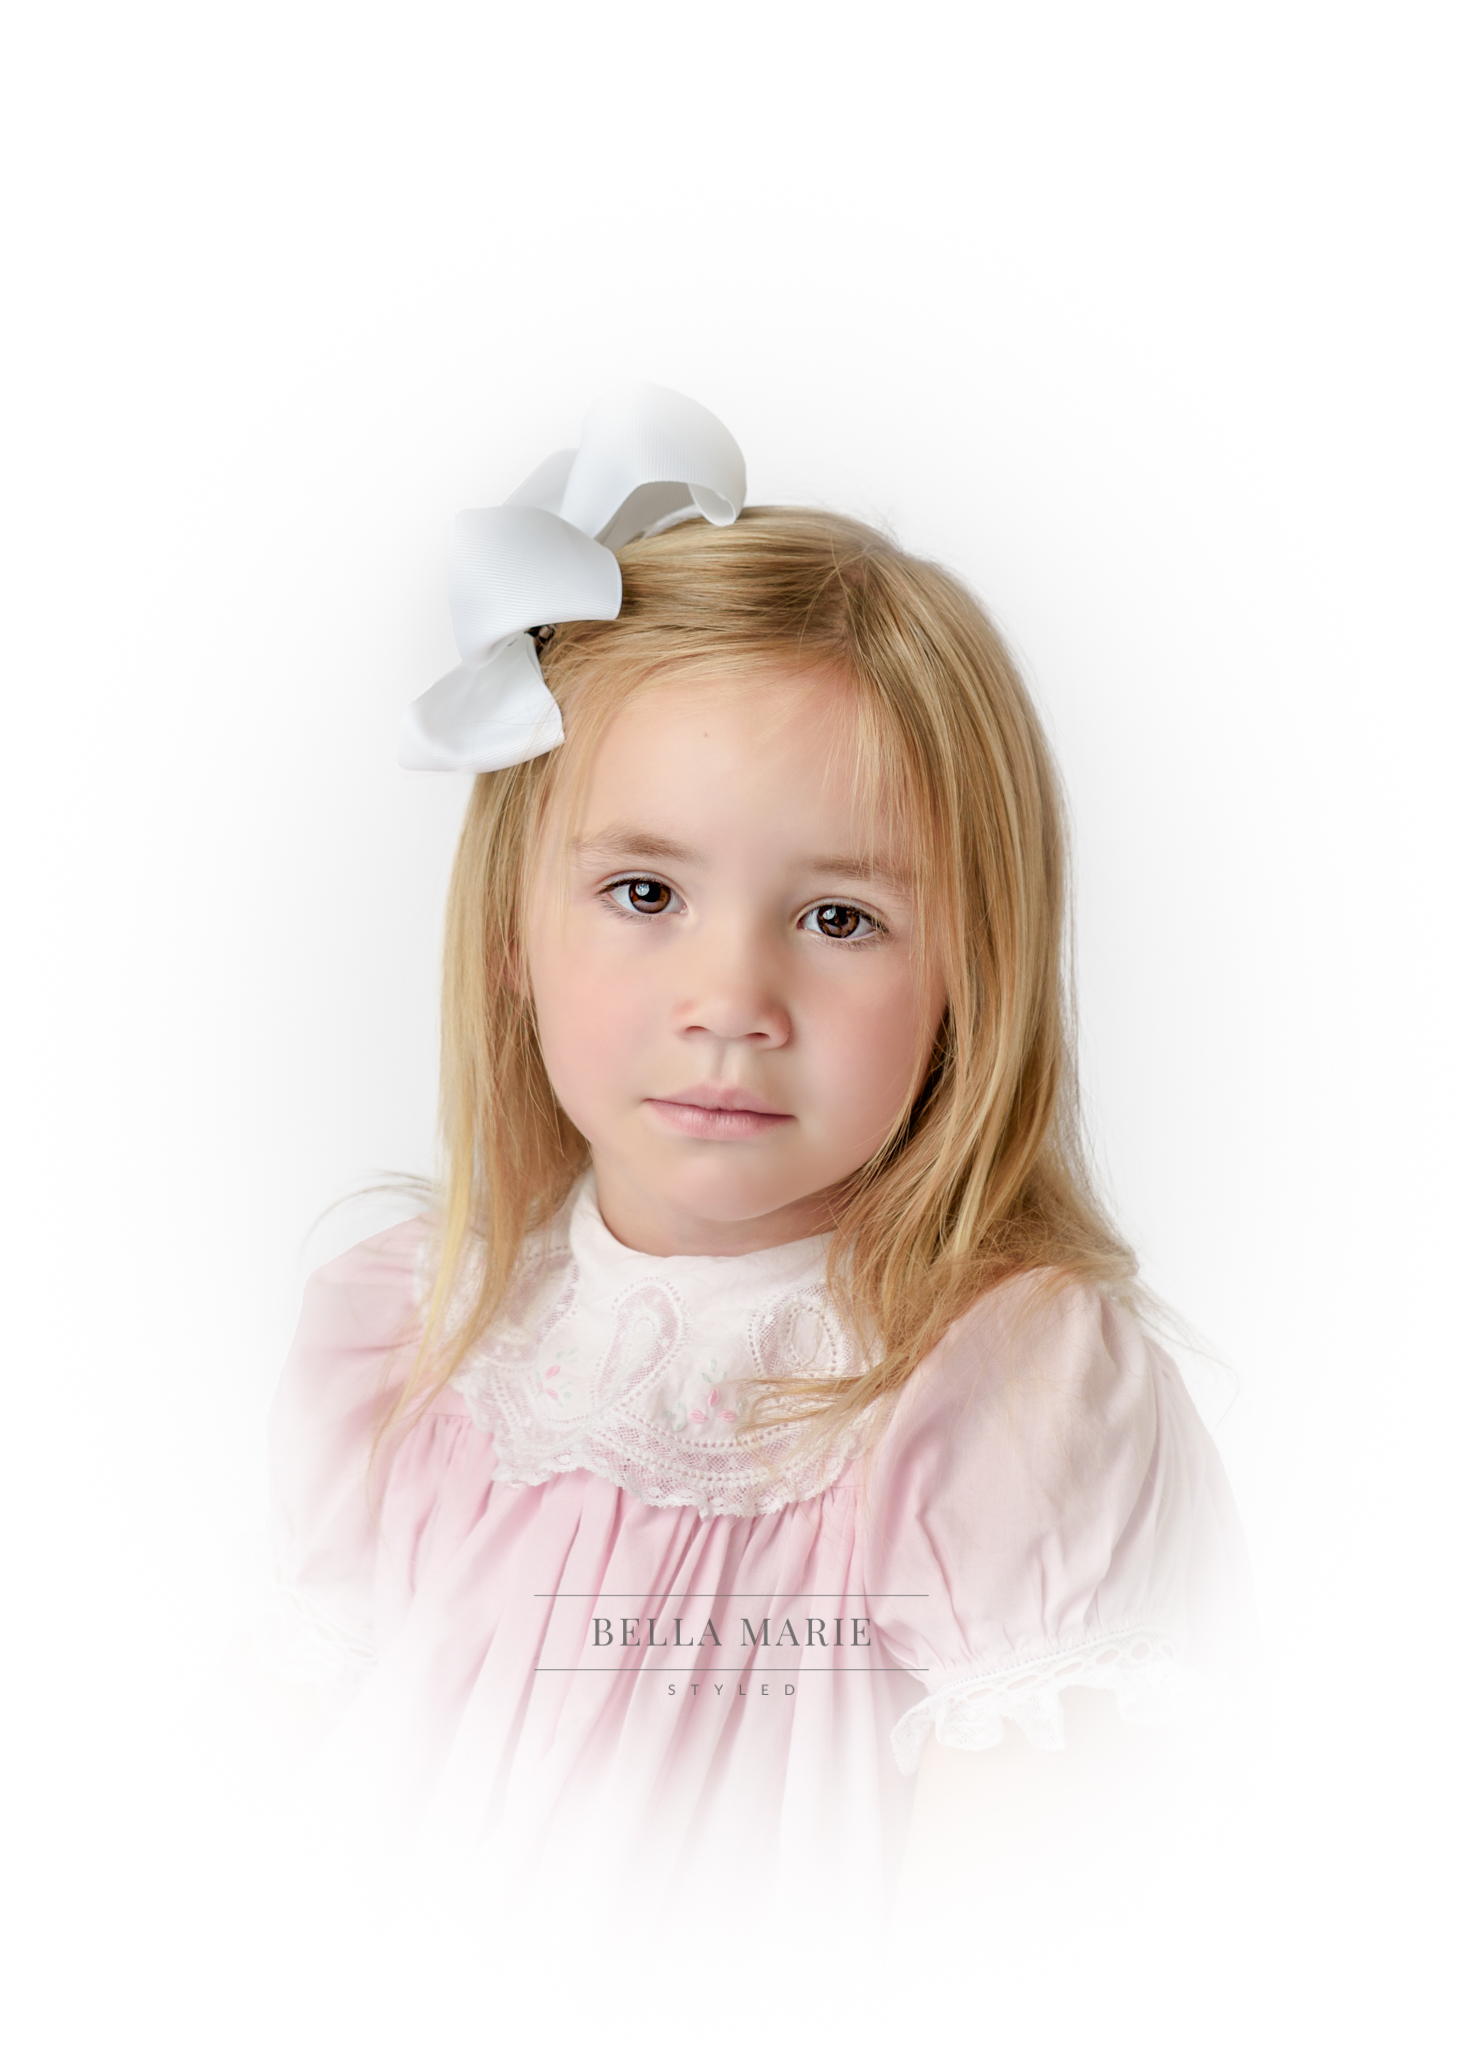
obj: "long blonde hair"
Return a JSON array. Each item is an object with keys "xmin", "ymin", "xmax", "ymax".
[{"xmin": 387, "ymin": 506, "xmax": 1133, "ymax": 1449}]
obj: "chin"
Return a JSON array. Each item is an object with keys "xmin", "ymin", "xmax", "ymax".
[{"xmin": 657, "ymin": 1159, "xmax": 826, "ymax": 1228}]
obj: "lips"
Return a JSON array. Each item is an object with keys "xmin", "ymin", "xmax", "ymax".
[
  {"xmin": 644, "ymin": 1087, "xmax": 794, "ymax": 1141},
  {"xmin": 657, "ymin": 1085, "xmax": 784, "ymax": 1115}
]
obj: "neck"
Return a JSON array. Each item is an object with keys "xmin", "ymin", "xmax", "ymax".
[{"xmin": 589, "ymin": 1166, "xmax": 836, "ymax": 1257}]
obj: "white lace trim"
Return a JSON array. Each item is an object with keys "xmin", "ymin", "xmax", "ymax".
[
  {"xmin": 889, "ymin": 1627, "xmax": 1196, "ymax": 1775},
  {"xmin": 438, "ymin": 1178, "xmax": 874, "ymax": 1519},
  {"xmin": 253, "ymin": 1565, "xmax": 378, "ymax": 1703}
]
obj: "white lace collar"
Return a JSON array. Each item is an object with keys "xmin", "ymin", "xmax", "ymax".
[{"xmin": 449, "ymin": 1177, "xmax": 871, "ymax": 1518}]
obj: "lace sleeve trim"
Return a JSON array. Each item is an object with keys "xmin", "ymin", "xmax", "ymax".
[
  {"xmin": 252, "ymin": 1564, "xmax": 378, "ymax": 1706},
  {"xmin": 889, "ymin": 1625, "xmax": 1196, "ymax": 1776}
]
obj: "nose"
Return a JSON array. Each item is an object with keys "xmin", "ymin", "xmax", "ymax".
[{"xmin": 670, "ymin": 923, "xmax": 791, "ymax": 1049}]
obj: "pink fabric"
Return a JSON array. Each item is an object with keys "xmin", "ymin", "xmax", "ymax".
[{"xmin": 267, "ymin": 1215, "xmax": 1249, "ymax": 1905}]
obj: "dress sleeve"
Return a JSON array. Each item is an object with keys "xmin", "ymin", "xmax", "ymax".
[
  {"xmin": 259, "ymin": 1218, "xmax": 428, "ymax": 1698},
  {"xmin": 862, "ymin": 1275, "xmax": 1252, "ymax": 1774}
]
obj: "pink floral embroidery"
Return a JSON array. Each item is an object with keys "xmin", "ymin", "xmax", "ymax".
[{"xmin": 448, "ymin": 1186, "xmax": 863, "ymax": 1516}]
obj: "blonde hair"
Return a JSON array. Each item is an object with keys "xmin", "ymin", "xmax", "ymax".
[{"xmin": 386, "ymin": 506, "xmax": 1134, "ymax": 1450}]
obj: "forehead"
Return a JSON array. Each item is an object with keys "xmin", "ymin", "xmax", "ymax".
[{"xmin": 566, "ymin": 666, "xmax": 908, "ymax": 872}]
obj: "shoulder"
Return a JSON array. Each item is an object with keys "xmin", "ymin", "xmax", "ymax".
[
  {"xmin": 934, "ymin": 1267, "xmax": 1151, "ymax": 1401},
  {"xmin": 269, "ymin": 1216, "xmax": 437, "ymax": 1466},
  {"xmin": 870, "ymin": 1272, "xmax": 1166, "ymax": 1519},
  {"xmin": 865, "ymin": 1271, "xmax": 1252, "ymax": 1765},
  {"xmin": 865, "ymin": 1269, "xmax": 1243, "ymax": 1661},
  {"xmin": 262, "ymin": 1217, "xmax": 436, "ymax": 1690},
  {"xmin": 290, "ymin": 1215, "xmax": 434, "ymax": 1346}
]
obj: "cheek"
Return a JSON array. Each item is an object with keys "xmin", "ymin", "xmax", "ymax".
[
  {"xmin": 526, "ymin": 924, "xmax": 649, "ymax": 1099},
  {"xmin": 807, "ymin": 971, "xmax": 939, "ymax": 1121}
]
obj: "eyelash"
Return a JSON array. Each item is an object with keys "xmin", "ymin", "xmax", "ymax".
[
  {"xmin": 601, "ymin": 877, "xmax": 886, "ymax": 944},
  {"xmin": 604, "ymin": 876, "xmax": 684, "ymax": 918},
  {"xmin": 798, "ymin": 903, "xmax": 885, "ymax": 943}
]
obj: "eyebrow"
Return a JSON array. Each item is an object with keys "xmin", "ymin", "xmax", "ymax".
[
  {"xmin": 574, "ymin": 830, "xmax": 703, "ymax": 867},
  {"xmin": 573, "ymin": 831, "xmax": 910, "ymax": 890},
  {"xmin": 803, "ymin": 854, "xmax": 912, "ymax": 889}
]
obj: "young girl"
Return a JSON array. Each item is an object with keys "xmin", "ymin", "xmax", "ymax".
[{"xmin": 264, "ymin": 385, "xmax": 1250, "ymax": 1914}]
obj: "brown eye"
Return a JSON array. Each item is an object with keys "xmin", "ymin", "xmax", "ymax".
[
  {"xmin": 608, "ymin": 877, "xmax": 679, "ymax": 916},
  {"xmin": 802, "ymin": 902, "xmax": 879, "ymax": 941}
]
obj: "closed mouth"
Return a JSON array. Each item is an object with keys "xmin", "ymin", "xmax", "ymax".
[{"xmin": 644, "ymin": 1092, "xmax": 794, "ymax": 1140}]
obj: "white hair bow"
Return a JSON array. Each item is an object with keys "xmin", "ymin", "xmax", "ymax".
[{"xmin": 399, "ymin": 385, "xmax": 747, "ymax": 772}]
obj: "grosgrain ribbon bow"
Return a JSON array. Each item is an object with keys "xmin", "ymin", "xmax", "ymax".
[{"xmin": 399, "ymin": 385, "xmax": 747, "ymax": 772}]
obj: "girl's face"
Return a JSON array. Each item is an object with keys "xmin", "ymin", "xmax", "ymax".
[{"xmin": 524, "ymin": 667, "xmax": 946, "ymax": 1255}]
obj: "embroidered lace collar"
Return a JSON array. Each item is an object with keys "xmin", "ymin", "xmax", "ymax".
[{"xmin": 450, "ymin": 1177, "xmax": 870, "ymax": 1518}]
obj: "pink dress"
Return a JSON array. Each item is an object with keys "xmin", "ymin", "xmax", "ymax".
[{"xmin": 265, "ymin": 1176, "xmax": 1249, "ymax": 1907}]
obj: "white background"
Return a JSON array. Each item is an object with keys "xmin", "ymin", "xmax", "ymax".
[{"xmin": 3, "ymin": 2, "xmax": 1458, "ymax": 2039}]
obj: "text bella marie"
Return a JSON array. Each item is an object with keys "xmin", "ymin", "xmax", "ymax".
[{"xmin": 592, "ymin": 1616, "xmax": 873, "ymax": 1649}]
